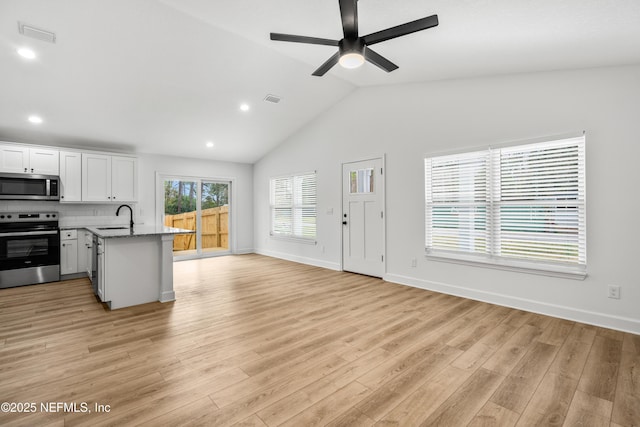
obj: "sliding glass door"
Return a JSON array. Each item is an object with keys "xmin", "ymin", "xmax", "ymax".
[
  {"xmin": 201, "ymin": 181, "xmax": 229, "ymax": 254},
  {"xmin": 164, "ymin": 179, "xmax": 198, "ymax": 256},
  {"xmin": 161, "ymin": 176, "xmax": 231, "ymax": 260}
]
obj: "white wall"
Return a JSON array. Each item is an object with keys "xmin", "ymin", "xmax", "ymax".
[{"xmin": 253, "ymin": 64, "xmax": 640, "ymax": 334}]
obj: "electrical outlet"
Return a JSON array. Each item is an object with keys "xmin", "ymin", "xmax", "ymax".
[
  {"xmin": 608, "ymin": 285, "xmax": 621, "ymax": 299},
  {"xmin": 411, "ymin": 258, "xmax": 417, "ymax": 267}
]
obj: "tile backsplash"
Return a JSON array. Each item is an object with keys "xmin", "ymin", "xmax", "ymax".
[{"xmin": 0, "ymin": 201, "xmax": 140, "ymax": 228}]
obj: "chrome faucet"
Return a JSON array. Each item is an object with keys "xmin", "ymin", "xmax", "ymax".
[{"xmin": 116, "ymin": 204, "xmax": 134, "ymax": 229}]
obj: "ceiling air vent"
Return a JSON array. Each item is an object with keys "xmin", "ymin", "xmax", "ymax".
[
  {"xmin": 18, "ymin": 22, "xmax": 56, "ymax": 43},
  {"xmin": 264, "ymin": 94, "xmax": 282, "ymax": 104}
]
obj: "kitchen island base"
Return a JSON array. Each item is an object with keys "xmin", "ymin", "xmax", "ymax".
[
  {"xmin": 100, "ymin": 235, "xmax": 170, "ymax": 309},
  {"xmin": 87, "ymin": 225, "xmax": 191, "ymax": 310}
]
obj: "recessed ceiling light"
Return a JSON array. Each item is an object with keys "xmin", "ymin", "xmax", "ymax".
[
  {"xmin": 206, "ymin": 141, "xmax": 214, "ymax": 148},
  {"xmin": 28, "ymin": 115, "xmax": 43, "ymax": 124},
  {"xmin": 17, "ymin": 47, "xmax": 36, "ymax": 59},
  {"xmin": 240, "ymin": 103, "xmax": 250, "ymax": 112}
]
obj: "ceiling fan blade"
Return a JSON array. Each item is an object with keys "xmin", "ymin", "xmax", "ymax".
[
  {"xmin": 270, "ymin": 33, "xmax": 339, "ymax": 46},
  {"xmin": 363, "ymin": 14, "xmax": 438, "ymax": 46},
  {"xmin": 339, "ymin": 0, "xmax": 358, "ymax": 39},
  {"xmin": 364, "ymin": 47, "xmax": 398, "ymax": 73},
  {"xmin": 312, "ymin": 52, "xmax": 341, "ymax": 76}
]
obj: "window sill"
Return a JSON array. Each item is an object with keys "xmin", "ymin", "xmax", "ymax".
[
  {"xmin": 270, "ymin": 234, "xmax": 317, "ymax": 245},
  {"xmin": 425, "ymin": 251, "xmax": 587, "ymax": 280}
]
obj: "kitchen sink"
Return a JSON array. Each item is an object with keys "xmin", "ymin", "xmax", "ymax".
[{"xmin": 97, "ymin": 226, "xmax": 130, "ymax": 230}]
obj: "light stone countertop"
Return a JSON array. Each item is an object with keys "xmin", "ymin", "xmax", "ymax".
[{"xmin": 84, "ymin": 225, "xmax": 194, "ymax": 239}]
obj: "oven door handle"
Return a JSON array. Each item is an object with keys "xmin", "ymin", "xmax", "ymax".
[{"xmin": 0, "ymin": 230, "xmax": 59, "ymax": 237}]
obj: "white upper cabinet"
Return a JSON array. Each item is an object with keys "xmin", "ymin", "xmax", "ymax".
[
  {"xmin": 111, "ymin": 156, "xmax": 137, "ymax": 202},
  {"xmin": 82, "ymin": 153, "xmax": 137, "ymax": 202},
  {"xmin": 0, "ymin": 143, "xmax": 59, "ymax": 175},
  {"xmin": 29, "ymin": 148, "xmax": 59, "ymax": 175},
  {"xmin": 1, "ymin": 142, "xmax": 136, "ymax": 203},
  {"xmin": 82, "ymin": 153, "xmax": 112, "ymax": 202},
  {"xmin": 59, "ymin": 151, "xmax": 82, "ymax": 202},
  {"xmin": 0, "ymin": 145, "xmax": 28, "ymax": 173}
]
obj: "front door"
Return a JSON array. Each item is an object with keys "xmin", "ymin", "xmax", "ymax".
[{"xmin": 342, "ymin": 158, "xmax": 384, "ymax": 277}]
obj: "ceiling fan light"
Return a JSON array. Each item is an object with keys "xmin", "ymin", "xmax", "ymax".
[{"xmin": 339, "ymin": 52, "xmax": 365, "ymax": 69}]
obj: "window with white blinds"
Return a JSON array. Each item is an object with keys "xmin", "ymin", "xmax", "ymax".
[
  {"xmin": 270, "ymin": 172, "xmax": 317, "ymax": 241},
  {"xmin": 425, "ymin": 134, "xmax": 586, "ymax": 277}
]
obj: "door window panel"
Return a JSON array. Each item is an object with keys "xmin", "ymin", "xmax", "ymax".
[{"xmin": 350, "ymin": 168, "xmax": 374, "ymax": 194}]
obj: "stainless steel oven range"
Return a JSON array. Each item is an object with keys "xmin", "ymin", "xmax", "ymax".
[{"xmin": 0, "ymin": 212, "xmax": 60, "ymax": 288}]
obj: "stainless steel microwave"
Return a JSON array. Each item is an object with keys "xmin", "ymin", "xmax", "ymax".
[{"xmin": 0, "ymin": 173, "xmax": 60, "ymax": 200}]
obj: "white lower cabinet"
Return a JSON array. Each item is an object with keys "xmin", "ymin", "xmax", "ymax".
[
  {"xmin": 77, "ymin": 231, "xmax": 88, "ymax": 275},
  {"xmin": 60, "ymin": 229, "xmax": 94, "ymax": 277},
  {"xmin": 60, "ymin": 229, "xmax": 78, "ymax": 275}
]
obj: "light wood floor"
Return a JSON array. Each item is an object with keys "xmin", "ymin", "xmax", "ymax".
[{"xmin": 1, "ymin": 254, "xmax": 638, "ymax": 426}]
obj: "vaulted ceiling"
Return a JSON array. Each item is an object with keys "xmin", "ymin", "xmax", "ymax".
[{"xmin": 1, "ymin": 0, "xmax": 639, "ymax": 163}]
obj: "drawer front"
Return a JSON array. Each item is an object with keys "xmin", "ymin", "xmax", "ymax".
[{"xmin": 61, "ymin": 229, "xmax": 78, "ymax": 240}]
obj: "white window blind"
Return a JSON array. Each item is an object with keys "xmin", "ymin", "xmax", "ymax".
[
  {"xmin": 270, "ymin": 172, "xmax": 317, "ymax": 240},
  {"xmin": 425, "ymin": 135, "xmax": 586, "ymax": 276}
]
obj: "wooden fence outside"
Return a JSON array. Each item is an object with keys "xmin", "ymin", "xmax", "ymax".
[{"xmin": 164, "ymin": 206, "xmax": 229, "ymax": 251}]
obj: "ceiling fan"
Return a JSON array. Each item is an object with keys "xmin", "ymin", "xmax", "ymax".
[{"xmin": 270, "ymin": 0, "xmax": 438, "ymax": 76}]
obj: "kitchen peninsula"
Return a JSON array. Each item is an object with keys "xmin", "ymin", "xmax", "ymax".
[{"xmin": 86, "ymin": 225, "xmax": 193, "ymax": 309}]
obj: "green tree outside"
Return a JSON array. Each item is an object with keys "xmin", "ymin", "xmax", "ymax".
[{"xmin": 164, "ymin": 180, "xmax": 229, "ymax": 215}]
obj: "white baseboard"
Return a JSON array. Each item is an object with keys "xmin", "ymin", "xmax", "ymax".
[
  {"xmin": 385, "ymin": 273, "xmax": 640, "ymax": 335},
  {"xmin": 234, "ymin": 248, "xmax": 254, "ymax": 255},
  {"xmin": 255, "ymin": 248, "xmax": 341, "ymax": 271},
  {"xmin": 159, "ymin": 290, "xmax": 176, "ymax": 303}
]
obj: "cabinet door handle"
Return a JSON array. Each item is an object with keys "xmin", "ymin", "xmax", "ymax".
[{"xmin": 62, "ymin": 243, "xmax": 66, "ymax": 247}]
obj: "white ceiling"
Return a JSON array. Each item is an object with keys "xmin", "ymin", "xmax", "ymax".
[{"xmin": 1, "ymin": 0, "xmax": 639, "ymax": 164}]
